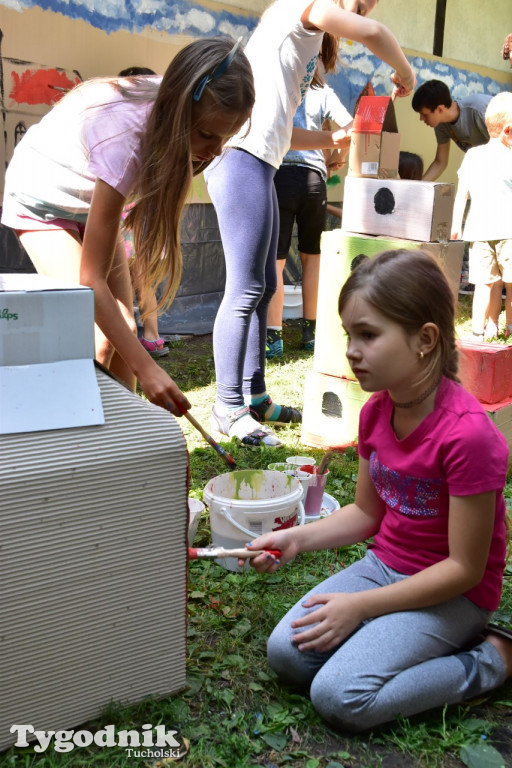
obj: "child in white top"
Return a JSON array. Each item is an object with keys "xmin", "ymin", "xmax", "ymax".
[
  {"xmin": 2, "ymin": 37, "xmax": 254, "ymax": 416},
  {"xmin": 451, "ymin": 91, "xmax": 512, "ymax": 339},
  {"xmin": 205, "ymin": 0, "xmax": 416, "ymax": 447}
]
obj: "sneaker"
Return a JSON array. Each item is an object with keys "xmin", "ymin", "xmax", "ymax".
[
  {"xmin": 211, "ymin": 405, "xmax": 282, "ymax": 447},
  {"xmin": 266, "ymin": 338, "xmax": 283, "ymax": 359},
  {"xmin": 249, "ymin": 395, "xmax": 302, "ymax": 425},
  {"xmin": 302, "ymin": 339, "xmax": 315, "ymax": 352},
  {"xmin": 140, "ymin": 336, "xmax": 169, "ymax": 358}
]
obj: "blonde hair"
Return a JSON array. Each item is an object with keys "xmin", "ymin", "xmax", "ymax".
[
  {"xmin": 339, "ymin": 249, "xmax": 459, "ymax": 385},
  {"xmin": 485, "ymin": 91, "xmax": 512, "ymax": 138},
  {"xmin": 122, "ymin": 37, "xmax": 254, "ymax": 311}
]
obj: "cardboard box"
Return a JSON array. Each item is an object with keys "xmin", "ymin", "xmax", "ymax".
[
  {"xmin": 314, "ymin": 231, "xmax": 464, "ymax": 379},
  {"xmin": 0, "ymin": 274, "xmax": 103, "ymax": 433},
  {"xmin": 0, "ymin": 273, "xmax": 94, "ymax": 365},
  {"xmin": 342, "ymin": 177, "xmax": 455, "ymax": 242},
  {"xmin": 348, "ymin": 96, "xmax": 400, "ymax": 179},
  {"xmin": 301, "ymin": 370, "xmax": 371, "ymax": 449},
  {"xmin": 0, "ymin": 367, "xmax": 189, "ymax": 751},
  {"xmin": 458, "ymin": 340, "xmax": 512, "ymax": 404}
]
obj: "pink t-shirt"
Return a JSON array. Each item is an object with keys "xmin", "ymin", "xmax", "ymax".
[
  {"xmin": 2, "ymin": 78, "xmax": 159, "ymax": 226},
  {"xmin": 358, "ymin": 377, "xmax": 509, "ymax": 611}
]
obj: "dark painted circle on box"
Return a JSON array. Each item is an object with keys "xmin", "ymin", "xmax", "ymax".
[{"xmin": 374, "ymin": 187, "xmax": 395, "ymax": 215}]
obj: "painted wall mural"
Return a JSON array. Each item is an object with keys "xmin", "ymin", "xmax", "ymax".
[
  {"xmin": 0, "ymin": 2, "xmax": 508, "ymax": 117},
  {"xmin": 0, "ymin": 29, "xmax": 81, "ymax": 196}
]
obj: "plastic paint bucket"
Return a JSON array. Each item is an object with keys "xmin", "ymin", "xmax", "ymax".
[
  {"xmin": 286, "ymin": 455, "xmax": 316, "ymax": 468},
  {"xmin": 203, "ymin": 469, "xmax": 305, "ymax": 572}
]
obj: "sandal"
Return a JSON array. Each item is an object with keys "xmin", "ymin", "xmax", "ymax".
[
  {"xmin": 211, "ymin": 405, "xmax": 282, "ymax": 447},
  {"xmin": 249, "ymin": 395, "xmax": 302, "ymax": 425},
  {"xmin": 140, "ymin": 336, "xmax": 169, "ymax": 358},
  {"xmin": 486, "ymin": 622, "xmax": 512, "ymax": 641}
]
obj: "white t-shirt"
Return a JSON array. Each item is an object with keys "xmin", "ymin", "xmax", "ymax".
[
  {"xmin": 280, "ymin": 83, "xmax": 352, "ymax": 180},
  {"xmin": 458, "ymin": 138, "xmax": 512, "ymax": 241},
  {"xmin": 2, "ymin": 78, "xmax": 158, "ymax": 226},
  {"xmin": 228, "ymin": 0, "xmax": 324, "ymax": 169}
]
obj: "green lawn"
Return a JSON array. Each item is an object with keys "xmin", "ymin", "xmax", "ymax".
[{"xmin": 4, "ymin": 309, "xmax": 512, "ymax": 768}]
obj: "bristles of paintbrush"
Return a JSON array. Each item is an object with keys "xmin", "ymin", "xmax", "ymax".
[{"xmin": 184, "ymin": 411, "xmax": 236, "ymax": 469}]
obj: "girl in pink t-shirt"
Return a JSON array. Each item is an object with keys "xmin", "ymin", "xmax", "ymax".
[
  {"xmin": 2, "ymin": 38, "xmax": 254, "ymax": 416},
  {"xmin": 246, "ymin": 249, "xmax": 511, "ymax": 731}
]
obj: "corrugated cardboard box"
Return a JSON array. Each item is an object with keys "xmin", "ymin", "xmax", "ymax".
[
  {"xmin": 342, "ymin": 177, "xmax": 455, "ymax": 242},
  {"xmin": 0, "ymin": 366, "xmax": 189, "ymax": 751},
  {"xmin": 314, "ymin": 230, "xmax": 464, "ymax": 379},
  {"xmin": 347, "ymin": 96, "xmax": 400, "ymax": 179}
]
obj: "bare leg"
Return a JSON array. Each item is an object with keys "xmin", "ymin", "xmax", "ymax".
[
  {"xmin": 503, "ymin": 282, "xmax": 512, "ymax": 333},
  {"xmin": 300, "ymin": 251, "xmax": 320, "ymax": 320},
  {"xmin": 266, "ymin": 259, "xmax": 286, "ymax": 327},
  {"xmin": 488, "ymin": 280, "xmax": 503, "ymax": 335},
  {"xmin": 19, "ymin": 229, "xmax": 136, "ymax": 389},
  {"xmin": 471, "ymin": 282, "xmax": 500, "ymax": 336},
  {"xmin": 105, "ymin": 239, "xmax": 137, "ymax": 390}
]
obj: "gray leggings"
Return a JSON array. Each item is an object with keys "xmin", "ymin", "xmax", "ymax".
[{"xmin": 267, "ymin": 550, "xmax": 505, "ymax": 732}]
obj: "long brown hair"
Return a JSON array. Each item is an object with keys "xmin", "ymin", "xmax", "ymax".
[
  {"xmin": 123, "ymin": 37, "xmax": 254, "ymax": 311},
  {"xmin": 339, "ymin": 249, "xmax": 459, "ymax": 384}
]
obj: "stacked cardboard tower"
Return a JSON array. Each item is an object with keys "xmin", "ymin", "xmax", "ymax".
[{"xmin": 301, "ymin": 96, "xmax": 465, "ymax": 450}]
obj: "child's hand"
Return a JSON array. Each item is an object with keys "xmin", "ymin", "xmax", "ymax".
[
  {"xmin": 137, "ymin": 362, "xmax": 191, "ymax": 416},
  {"xmin": 391, "ymin": 67, "xmax": 416, "ymax": 98},
  {"xmin": 290, "ymin": 592, "xmax": 365, "ymax": 652},
  {"xmin": 331, "ymin": 128, "xmax": 351, "ymax": 150},
  {"xmin": 240, "ymin": 531, "xmax": 299, "ymax": 572}
]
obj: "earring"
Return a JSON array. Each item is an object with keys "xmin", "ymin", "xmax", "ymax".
[{"xmin": 418, "ymin": 350, "xmax": 424, "ymax": 360}]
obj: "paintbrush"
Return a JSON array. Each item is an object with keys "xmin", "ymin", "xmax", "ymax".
[
  {"xmin": 183, "ymin": 410, "xmax": 237, "ymax": 470},
  {"xmin": 189, "ymin": 546, "xmax": 281, "ymax": 560},
  {"xmin": 317, "ymin": 449, "xmax": 334, "ymax": 476}
]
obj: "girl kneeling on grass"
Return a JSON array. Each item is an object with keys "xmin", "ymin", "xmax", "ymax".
[
  {"xmin": 1, "ymin": 37, "xmax": 254, "ymax": 417},
  {"xmin": 246, "ymin": 249, "xmax": 512, "ymax": 732}
]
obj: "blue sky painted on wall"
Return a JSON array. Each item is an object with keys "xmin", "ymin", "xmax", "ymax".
[{"xmin": 2, "ymin": 1, "xmax": 508, "ymax": 114}]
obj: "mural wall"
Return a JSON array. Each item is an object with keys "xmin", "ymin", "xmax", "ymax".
[{"xmin": 0, "ymin": 0, "xmax": 510, "ymax": 199}]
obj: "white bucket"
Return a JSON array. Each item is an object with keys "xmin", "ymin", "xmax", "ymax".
[
  {"xmin": 283, "ymin": 284, "xmax": 303, "ymax": 320},
  {"xmin": 203, "ymin": 469, "xmax": 305, "ymax": 572}
]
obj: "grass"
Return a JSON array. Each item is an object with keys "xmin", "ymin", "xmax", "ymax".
[{"xmin": 3, "ymin": 307, "xmax": 512, "ymax": 768}]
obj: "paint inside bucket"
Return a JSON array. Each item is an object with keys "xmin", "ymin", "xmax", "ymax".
[{"xmin": 203, "ymin": 469, "xmax": 305, "ymax": 572}]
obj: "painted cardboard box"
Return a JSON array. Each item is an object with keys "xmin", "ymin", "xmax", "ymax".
[
  {"xmin": 301, "ymin": 370, "xmax": 371, "ymax": 449},
  {"xmin": 314, "ymin": 231, "xmax": 464, "ymax": 380},
  {"xmin": 342, "ymin": 177, "xmax": 455, "ymax": 243},
  {"xmin": 458, "ymin": 340, "xmax": 512, "ymax": 404},
  {"xmin": 347, "ymin": 96, "xmax": 400, "ymax": 179}
]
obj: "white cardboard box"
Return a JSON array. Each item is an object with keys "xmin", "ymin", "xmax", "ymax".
[
  {"xmin": 342, "ymin": 177, "xmax": 455, "ymax": 242},
  {"xmin": 0, "ymin": 274, "xmax": 103, "ymax": 433},
  {"xmin": 0, "ymin": 273, "xmax": 94, "ymax": 365}
]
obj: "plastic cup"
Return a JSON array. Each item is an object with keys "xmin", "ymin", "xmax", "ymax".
[
  {"xmin": 286, "ymin": 455, "xmax": 316, "ymax": 468},
  {"xmin": 300, "ymin": 464, "xmax": 328, "ymax": 517}
]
